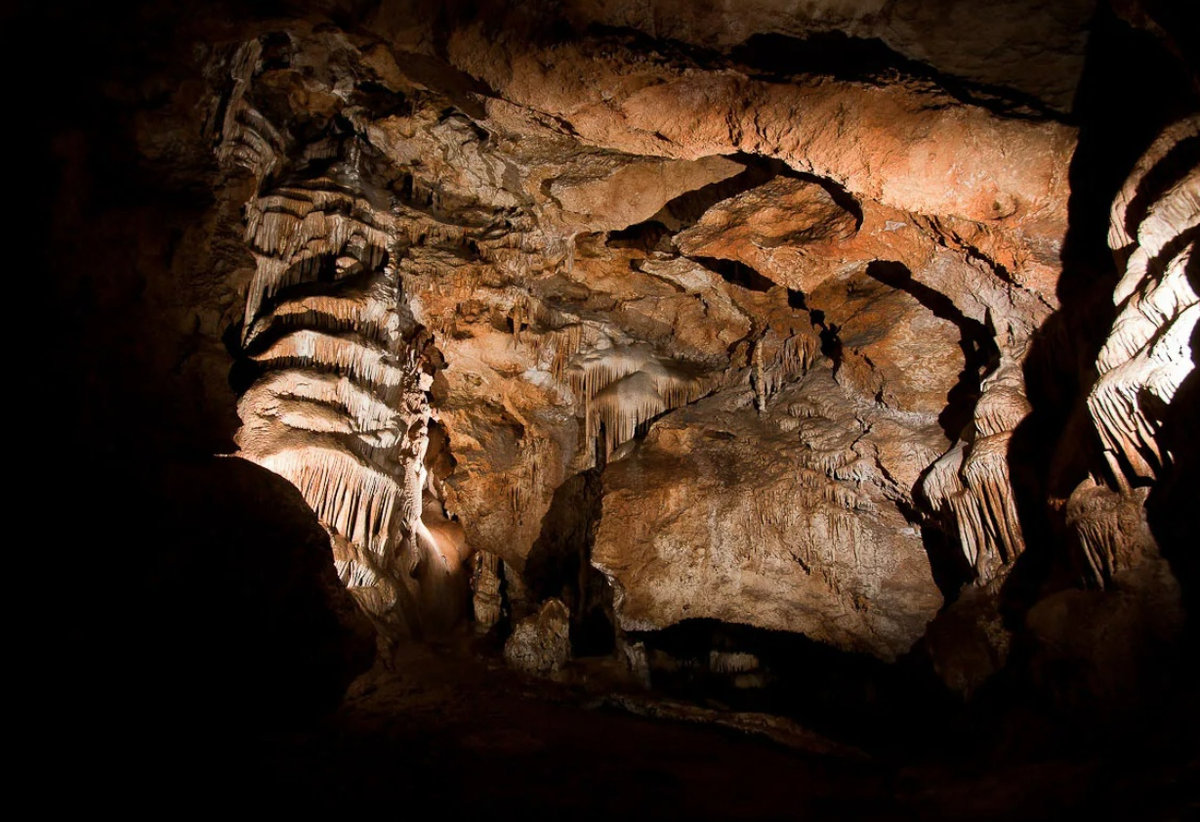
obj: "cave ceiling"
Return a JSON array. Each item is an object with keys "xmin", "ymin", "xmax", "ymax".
[{"xmin": 47, "ymin": 0, "xmax": 1198, "ymax": 676}]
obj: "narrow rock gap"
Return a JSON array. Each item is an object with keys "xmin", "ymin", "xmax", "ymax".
[
  {"xmin": 520, "ymin": 466, "xmax": 613, "ymax": 656},
  {"xmin": 687, "ymin": 255, "xmax": 776, "ymax": 292},
  {"xmin": 644, "ymin": 154, "xmax": 784, "ymax": 230}
]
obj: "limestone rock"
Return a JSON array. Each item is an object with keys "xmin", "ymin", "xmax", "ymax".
[
  {"xmin": 557, "ymin": 0, "xmax": 1094, "ymax": 111},
  {"xmin": 472, "ymin": 550, "xmax": 505, "ymax": 630},
  {"xmin": 593, "ymin": 368, "xmax": 944, "ymax": 661},
  {"xmin": 550, "ymin": 154, "xmax": 745, "ymax": 232},
  {"xmin": 504, "ymin": 598, "xmax": 573, "ymax": 675},
  {"xmin": 675, "ymin": 177, "xmax": 859, "ymax": 270}
]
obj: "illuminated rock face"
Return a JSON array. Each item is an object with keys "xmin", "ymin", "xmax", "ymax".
[
  {"xmin": 594, "ymin": 367, "xmax": 945, "ymax": 661},
  {"xmin": 197, "ymin": 3, "xmax": 1196, "ymax": 665},
  {"xmin": 1069, "ymin": 116, "xmax": 1199, "ymax": 587}
]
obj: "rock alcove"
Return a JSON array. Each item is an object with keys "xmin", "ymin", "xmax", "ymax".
[{"xmin": 42, "ymin": 0, "xmax": 1197, "ymax": 816}]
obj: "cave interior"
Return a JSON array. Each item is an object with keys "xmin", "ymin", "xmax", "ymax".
[{"xmin": 34, "ymin": 0, "xmax": 1199, "ymax": 816}]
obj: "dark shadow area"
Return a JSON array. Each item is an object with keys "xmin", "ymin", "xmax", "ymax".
[
  {"xmin": 730, "ymin": 31, "xmax": 1066, "ymax": 121},
  {"xmin": 630, "ymin": 619, "xmax": 967, "ymax": 758},
  {"xmin": 688, "ymin": 255, "xmax": 777, "ymax": 292},
  {"xmin": 605, "ymin": 219, "xmax": 672, "ymax": 252},
  {"xmin": 59, "ymin": 456, "xmax": 376, "ymax": 801},
  {"xmin": 653, "ymin": 154, "xmax": 783, "ymax": 227},
  {"xmin": 522, "ymin": 467, "xmax": 614, "ymax": 656},
  {"xmin": 817, "ymin": 318, "xmax": 844, "ymax": 369},
  {"xmin": 643, "ymin": 152, "xmax": 863, "ymax": 233},
  {"xmin": 899, "ymin": 494, "xmax": 974, "ymax": 603}
]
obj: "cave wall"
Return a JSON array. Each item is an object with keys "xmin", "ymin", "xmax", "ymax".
[{"xmin": 40, "ymin": 0, "xmax": 1198, "ymax": 733}]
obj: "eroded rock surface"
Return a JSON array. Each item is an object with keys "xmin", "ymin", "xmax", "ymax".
[
  {"xmin": 81, "ymin": 0, "xmax": 1193, "ymax": 695},
  {"xmin": 504, "ymin": 598, "xmax": 573, "ymax": 676},
  {"xmin": 594, "ymin": 367, "xmax": 944, "ymax": 660},
  {"xmin": 203, "ymin": 10, "xmax": 1072, "ymax": 659}
]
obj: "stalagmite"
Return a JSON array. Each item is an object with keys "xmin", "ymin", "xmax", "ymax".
[{"xmin": 472, "ymin": 550, "xmax": 504, "ymax": 630}]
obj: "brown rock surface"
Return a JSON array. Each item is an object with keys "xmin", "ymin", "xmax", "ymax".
[
  {"xmin": 201, "ymin": 13, "xmax": 1094, "ymax": 657},
  {"xmin": 594, "ymin": 367, "xmax": 944, "ymax": 660},
  {"xmin": 504, "ymin": 597, "xmax": 574, "ymax": 675},
  {"xmin": 46, "ymin": 2, "xmax": 1198, "ymax": 766}
]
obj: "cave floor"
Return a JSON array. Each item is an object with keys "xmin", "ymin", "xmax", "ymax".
[{"xmin": 123, "ymin": 636, "xmax": 1195, "ymax": 820}]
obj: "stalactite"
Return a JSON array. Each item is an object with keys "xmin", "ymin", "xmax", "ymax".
[
  {"xmin": 922, "ymin": 442, "xmax": 981, "ymax": 572},
  {"xmin": 565, "ymin": 344, "xmax": 710, "ymax": 457},
  {"xmin": 215, "ymin": 37, "xmax": 495, "ymax": 640},
  {"xmin": 253, "ymin": 446, "xmax": 404, "ymax": 560},
  {"xmin": 1066, "ymin": 479, "xmax": 1155, "ymax": 588},
  {"xmin": 243, "ymin": 277, "xmax": 402, "ymax": 347},
  {"xmin": 752, "ymin": 330, "xmax": 815, "ymax": 407},
  {"xmin": 216, "ymin": 40, "xmax": 285, "ymax": 180},
  {"xmin": 709, "ymin": 650, "xmax": 760, "ymax": 674},
  {"xmin": 962, "ymin": 432, "xmax": 1024, "ymax": 573},
  {"xmin": 919, "ymin": 346, "xmax": 1030, "ymax": 584},
  {"xmin": 242, "ymin": 196, "xmax": 393, "ymax": 335},
  {"xmin": 240, "ymin": 370, "xmax": 404, "ymax": 443},
  {"xmin": 593, "ymin": 372, "xmax": 669, "ymax": 458},
  {"xmin": 1086, "ymin": 117, "xmax": 1198, "ymax": 495},
  {"xmin": 1108, "ymin": 116, "xmax": 1199, "ymax": 258},
  {"xmin": 250, "ymin": 329, "xmax": 410, "ymax": 389}
]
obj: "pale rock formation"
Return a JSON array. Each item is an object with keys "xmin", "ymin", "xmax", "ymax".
[
  {"xmin": 472, "ymin": 550, "xmax": 504, "ymax": 630},
  {"xmin": 1070, "ymin": 116, "xmax": 1199, "ymax": 586},
  {"xmin": 922, "ymin": 355, "xmax": 1031, "ymax": 584},
  {"xmin": 1090, "ymin": 117, "xmax": 1198, "ymax": 489}
]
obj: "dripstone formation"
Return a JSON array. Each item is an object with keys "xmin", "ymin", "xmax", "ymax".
[{"xmin": 51, "ymin": 0, "xmax": 1198, "ymax": 745}]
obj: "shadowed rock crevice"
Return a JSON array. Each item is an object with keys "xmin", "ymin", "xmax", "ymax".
[
  {"xmin": 687, "ymin": 255, "xmax": 777, "ymax": 293},
  {"xmin": 627, "ymin": 618, "xmax": 965, "ymax": 755},
  {"xmin": 522, "ymin": 467, "xmax": 614, "ymax": 656}
]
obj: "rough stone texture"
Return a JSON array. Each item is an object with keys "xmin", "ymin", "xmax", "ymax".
[
  {"xmin": 1023, "ymin": 558, "xmax": 1187, "ymax": 722},
  {"xmin": 191, "ymin": 7, "xmax": 1193, "ymax": 667},
  {"xmin": 43, "ymin": 0, "xmax": 1198, "ymax": 742},
  {"xmin": 555, "ymin": 0, "xmax": 1095, "ymax": 112},
  {"xmin": 594, "ymin": 367, "xmax": 944, "ymax": 660},
  {"xmin": 504, "ymin": 598, "xmax": 573, "ymax": 675}
]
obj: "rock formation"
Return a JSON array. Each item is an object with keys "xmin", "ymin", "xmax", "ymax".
[{"xmin": 45, "ymin": 0, "xmax": 1198, "ymax": 746}]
